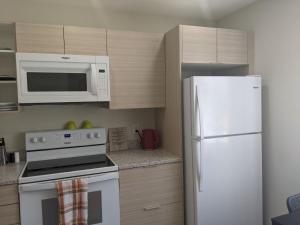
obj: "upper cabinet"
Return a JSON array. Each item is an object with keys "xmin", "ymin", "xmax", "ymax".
[
  {"xmin": 107, "ymin": 30, "xmax": 165, "ymax": 109},
  {"xmin": 181, "ymin": 25, "xmax": 248, "ymax": 65},
  {"xmin": 64, "ymin": 26, "xmax": 107, "ymax": 55},
  {"xmin": 16, "ymin": 23, "xmax": 64, "ymax": 54},
  {"xmin": 14, "ymin": 23, "xmax": 166, "ymax": 109},
  {"xmin": 217, "ymin": 28, "xmax": 248, "ymax": 64},
  {"xmin": 182, "ymin": 26, "xmax": 217, "ymax": 64},
  {"xmin": 16, "ymin": 23, "xmax": 107, "ymax": 55}
]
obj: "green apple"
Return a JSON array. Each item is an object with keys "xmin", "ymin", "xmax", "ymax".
[
  {"xmin": 81, "ymin": 120, "xmax": 93, "ymax": 129},
  {"xmin": 65, "ymin": 121, "xmax": 77, "ymax": 130}
]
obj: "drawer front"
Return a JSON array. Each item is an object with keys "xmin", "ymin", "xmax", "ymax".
[
  {"xmin": 120, "ymin": 163, "xmax": 183, "ymax": 213},
  {"xmin": 121, "ymin": 202, "xmax": 183, "ymax": 225},
  {"xmin": 0, "ymin": 204, "xmax": 20, "ymax": 225},
  {"xmin": 0, "ymin": 184, "xmax": 18, "ymax": 206}
]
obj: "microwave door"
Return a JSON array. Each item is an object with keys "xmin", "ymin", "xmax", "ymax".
[{"xmin": 18, "ymin": 61, "xmax": 98, "ymax": 103}]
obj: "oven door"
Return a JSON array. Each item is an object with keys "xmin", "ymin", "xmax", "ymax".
[
  {"xmin": 19, "ymin": 172, "xmax": 120, "ymax": 225},
  {"xmin": 17, "ymin": 60, "xmax": 99, "ymax": 104}
]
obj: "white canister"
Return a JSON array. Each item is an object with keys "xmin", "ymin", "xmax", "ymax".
[{"xmin": 14, "ymin": 152, "xmax": 20, "ymax": 163}]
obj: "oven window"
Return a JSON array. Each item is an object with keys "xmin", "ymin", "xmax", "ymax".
[
  {"xmin": 27, "ymin": 72, "xmax": 87, "ymax": 92},
  {"xmin": 88, "ymin": 191, "xmax": 103, "ymax": 224},
  {"xmin": 42, "ymin": 191, "xmax": 102, "ymax": 225}
]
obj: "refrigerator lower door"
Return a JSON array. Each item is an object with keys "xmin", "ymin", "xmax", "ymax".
[{"xmin": 193, "ymin": 134, "xmax": 262, "ymax": 225}]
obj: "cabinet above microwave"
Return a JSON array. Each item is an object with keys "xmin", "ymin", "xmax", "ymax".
[{"xmin": 16, "ymin": 53, "xmax": 110, "ymax": 104}]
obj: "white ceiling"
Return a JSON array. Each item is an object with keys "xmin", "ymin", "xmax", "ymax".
[{"xmin": 30, "ymin": 0, "xmax": 259, "ymax": 21}]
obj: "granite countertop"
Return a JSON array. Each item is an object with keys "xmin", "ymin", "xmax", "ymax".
[
  {"xmin": 108, "ymin": 149, "xmax": 182, "ymax": 170},
  {"xmin": 0, "ymin": 150, "xmax": 181, "ymax": 185},
  {"xmin": 0, "ymin": 162, "xmax": 25, "ymax": 186}
]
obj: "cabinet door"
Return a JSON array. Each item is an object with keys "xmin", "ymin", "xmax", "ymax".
[
  {"xmin": 0, "ymin": 204, "xmax": 20, "ymax": 225},
  {"xmin": 0, "ymin": 184, "xmax": 20, "ymax": 225},
  {"xmin": 107, "ymin": 30, "xmax": 165, "ymax": 109},
  {"xmin": 182, "ymin": 25, "xmax": 217, "ymax": 64},
  {"xmin": 16, "ymin": 23, "xmax": 64, "ymax": 54},
  {"xmin": 217, "ymin": 28, "xmax": 248, "ymax": 64},
  {"xmin": 119, "ymin": 163, "xmax": 183, "ymax": 213},
  {"xmin": 64, "ymin": 26, "xmax": 107, "ymax": 55},
  {"xmin": 0, "ymin": 184, "xmax": 18, "ymax": 206}
]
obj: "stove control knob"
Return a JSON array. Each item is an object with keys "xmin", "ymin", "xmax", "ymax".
[
  {"xmin": 31, "ymin": 137, "xmax": 38, "ymax": 143},
  {"xmin": 87, "ymin": 133, "xmax": 93, "ymax": 139},
  {"xmin": 94, "ymin": 132, "xmax": 101, "ymax": 138},
  {"xmin": 39, "ymin": 137, "xmax": 46, "ymax": 143}
]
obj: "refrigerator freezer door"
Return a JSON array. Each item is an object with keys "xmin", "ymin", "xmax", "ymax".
[
  {"xmin": 192, "ymin": 76, "xmax": 262, "ymax": 138},
  {"xmin": 193, "ymin": 134, "xmax": 262, "ymax": 225}
]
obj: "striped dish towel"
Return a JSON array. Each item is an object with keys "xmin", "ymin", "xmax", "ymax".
[{"xmin": 56, "ymin": 179, "xmax": 88, "ymax": 225}]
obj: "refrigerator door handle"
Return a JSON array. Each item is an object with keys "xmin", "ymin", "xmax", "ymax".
[
  {"xmin": 194, "ymin": 141, "xmax": 204, "ymax": 192},
  {"xmin": 193, "ymin": 85, "xmax": 203, "ymax": 139}
]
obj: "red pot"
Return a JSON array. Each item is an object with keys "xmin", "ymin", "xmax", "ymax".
[{"xmin": 137, "ymin": 129, "xmax": 160, "ymax": 149}]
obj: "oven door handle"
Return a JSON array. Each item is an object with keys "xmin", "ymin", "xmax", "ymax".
[{"xmin": 19, "ymin": 172, "xmax": 119, "ymax": 192}]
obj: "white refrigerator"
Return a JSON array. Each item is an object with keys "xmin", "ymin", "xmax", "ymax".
[{"xmin": 183, "ymin": 76, "xmax": 262, "ymax": 225}]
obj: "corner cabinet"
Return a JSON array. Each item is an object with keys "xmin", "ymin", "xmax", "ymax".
[
  {"xmin": 107, "ymin": 30, "xmax": 166, "ymax": 109},
  {"xmin": 16, "ymin": 23, "xmax": 64, "ymax": 54},
  {"xmin": 64, "ymin": 26, "xmax": 107, "ymax": 55},
  {"xmin": 119, "ymin": 163, "xmax": 184, "ymax": 225},
  {"xmin": 181, "ymin": 25, "xmax": 248, "ymax": 65}
]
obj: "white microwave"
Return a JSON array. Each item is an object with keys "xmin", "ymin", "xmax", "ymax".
[{"xmin": 16, "ymin": 53, "xmax": 110, "ymax": 104}]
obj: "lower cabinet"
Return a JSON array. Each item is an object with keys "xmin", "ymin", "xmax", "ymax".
[
  {"xmin": 121, "ymin": 202, "xmax": 183, "ymax": 225},
  {"xmin": 119, "ymin": 163, "xmax": 184, "ymax": 225},
  {"xmin": 0, "ymin": 184, "xmax": 20, "ymax": 225},
  {"xmin": 0, "ymin": 203, "xmax": 20, "ymax": 225}
]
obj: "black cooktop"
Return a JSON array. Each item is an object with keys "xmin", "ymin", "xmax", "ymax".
[{"xmin": 22, "ymin": 155, "xmax": 115, "ymax": 178}]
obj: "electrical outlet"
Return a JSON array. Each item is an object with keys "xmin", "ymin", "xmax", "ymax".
[{"xmin": 130, "ymin": 124, "xmax": 140, "ymax": 139}]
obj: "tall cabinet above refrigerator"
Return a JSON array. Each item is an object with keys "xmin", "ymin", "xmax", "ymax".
[{"xmin": 183, "ymin": 76, "xmax": 262, "ymax": 225}]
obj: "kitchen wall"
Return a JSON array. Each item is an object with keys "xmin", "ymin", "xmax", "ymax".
[
  {"xmin": 0, "ymin": 105, "xmax": 156, "ymax": 156},
  {"xmin": 0, "ymin": 0, "xmax": 213, "ymax": 155},
  {"xmin": 218, "ymin": 1, "xmax": 300, "ymax": 224},
  {"xmin": 0, "ymin": 0, "xmax": 213, "ymax": 32}
]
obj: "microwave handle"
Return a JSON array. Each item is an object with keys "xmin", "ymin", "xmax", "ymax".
[
  {"xmin": 19, "ymin": 172, "xmax": 119, "ymax": 192},
  {"xmin": 91, "ymin": 64, "xmax": 98, "ymax": 95}
]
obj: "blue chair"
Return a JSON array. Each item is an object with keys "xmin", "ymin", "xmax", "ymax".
[{"xmin": 287, "ymin": 193, "xmax": 300, "ymax": 213}]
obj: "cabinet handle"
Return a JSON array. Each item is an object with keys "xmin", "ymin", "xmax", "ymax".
[{"xmin": 143, "ymin": 204, "xmax": 161, "ymax": 211}]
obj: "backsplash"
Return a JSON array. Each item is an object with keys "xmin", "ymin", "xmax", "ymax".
[{"xmin": 0, "ymin": 104, "xmax": 156, "ymax": 158}]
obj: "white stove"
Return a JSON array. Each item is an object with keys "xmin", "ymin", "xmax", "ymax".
[{"xmin": 19, "ymin": 128, "xmax": 120, "ymax": 225}]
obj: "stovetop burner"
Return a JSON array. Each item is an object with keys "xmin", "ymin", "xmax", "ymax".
[{"xmin": 22, "ymin": 154, "xmax": 115, "ymax": 178}]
